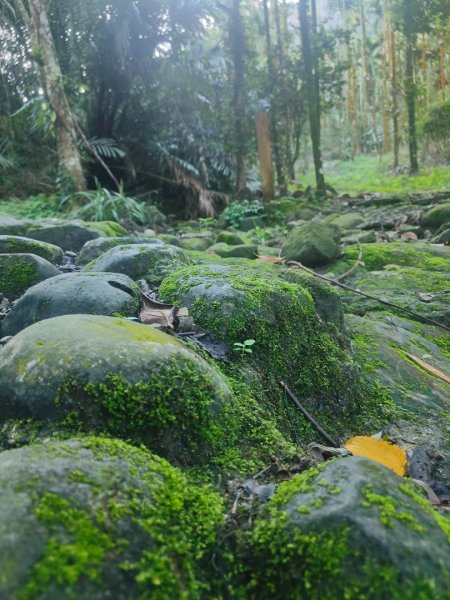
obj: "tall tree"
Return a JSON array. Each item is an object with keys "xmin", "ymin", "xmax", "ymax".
[
  {"xmin": 298, "ymin": 0, "xmax": 326, "ymax": 195},
  {"xmin": 230, "ymin": 0, "xmax": 247, "ymax": 192},
  {"xmin": 393, "ymin": 0, "xmax": 450, "ymax": 173},
  {"xmin": 9, "ymin": 0, "xmax": 85, "ymax": 190}
]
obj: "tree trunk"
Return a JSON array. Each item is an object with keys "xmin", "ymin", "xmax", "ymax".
[
  {"xmin": 231, "ymin": 0, "xmax": 247, "ymax": 193},
  {"xmin": 28, "ymin": 0, "xmax": 85, "ymax": 191},
  {"xmin": 255, "ymin": 111, "xmax": 275, "ymax": 201},
  {"xmin": 298, "ymin": 0, "xmax": 326, "ymax": 196},
  {"xmin": 385, "ymin": 0, "xmax": 399, "ymax": 169},
  {"xmin": 405, "ymin": 38, "xmax": 419, "ymax": 174}
]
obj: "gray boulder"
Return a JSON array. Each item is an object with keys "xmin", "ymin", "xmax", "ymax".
[
  {"xmin": 84, "ymin": 243, "xmax": 191, "ymax": 285},
  {"xmin": 0, "ymin": 235, "xmax": 64, "ymax": 263},
  {"xmin": 247, "ymin": 457, "xmax": 450, "ymax": 598},
  {"xmin": 0, "ymin": 437, "xmax": 223, "ymax": 599},
  {"xmin": 207, "ymin": 242, "xmax": 257, "ymax": 259},
  {"xmin": 26, "ymin": 221, "xmax": 127, "ymax": 252},
  {"xmin": 0, "ymin": 315, "xmax": 230, "ymax": 463},
  {"xmin": 0, "ymin": 215, "xmax": 34, "ymax": 236},
  {"xmin": 1, "ymin": 272, "xmax": 140, "ymax": 336},
  {"xmin": 77, "ymin": 236, "xmax": 162, "ymax": 265},
  {"xmin": 282, "ymin": 221, "xmax": 341, "ymax": 267},
  {"xmin": 0, "ymin": 254, "xmax": 60, "ymax": 298}
]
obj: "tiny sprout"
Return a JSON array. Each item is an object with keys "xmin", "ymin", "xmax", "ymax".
[{"xmin": 233, "ymin": 339, "xmax": 256, "ymax": 355}]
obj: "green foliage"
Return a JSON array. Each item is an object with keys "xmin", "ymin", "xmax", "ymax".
[
  {"xmin": 75, "ymin": 180, "xmax": 147, "ymax": 225},
  {"xmin": 222, "ymin": 200, "xmax": 265, "ymax": 228},
  {"xmin": 421, "ymin": 100, "xmax": 450, "ymax": 162},
  {"xmin": 0, "ymin": 195, "xmax": 66, "ymax": 219},
  {"xmin": 233, "ymin": 339, "xmax": 256, "ymax": 355}
]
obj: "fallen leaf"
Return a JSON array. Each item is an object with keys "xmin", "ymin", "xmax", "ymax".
[
  {"xmin": 140, "ymin": 293, "xmax": 180, "ymax": 328},
  {"xmin": 256, "ymin": 255, "xmax": 285, "ymax": 264},
  {"xmin": 404, "ymin": 353, "xmax": 450, "ymax": 385},
  {"xmin": 344, "ymin": 436, "xmax": 407, "ymax": 476}
]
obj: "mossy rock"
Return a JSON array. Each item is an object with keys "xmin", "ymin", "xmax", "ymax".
[
  {"xmin": 421, "ymin": 203, "xmax": 450, "ymax": 229},
  {"xmin": 348, "ymin": 314, "xmax": 450, "ymax": 484},
  {"xmin": 344, "ymin": 242, "xmax": 450, "ymax": 271},
  {"xmin": 0, "ymin": 215, "xmax": 35, "ymax": 236},
  {"xmin": 160, "ymin": 264, "xmax": 387, "ymax": 442},
  {"xmin": 179, "ymin": 237, "xmax": 213, "ymax": 251},
  {"xmin": 207, "ymin": 243, "xmax": 257, "ymax": 259},
  {"xmin": 26, "ymin": 221, "xmax": 126, "ymax": 253},
  {"xmin": 0, "ymin": 235, "xmax": 64, "ymax": 263},
  {"xmin": 0, "ymin": 253, "xmax": 60, "ymax": 299},
  {"xmin": 156, "ymin": 234, "xmax": 182, "ymax": 247},
  {"xmin": 244, "ymin": 457, "xmax": 450, "ymax": 599},
  {"xmin": 329, "ymin": 212, "xmax": 365, "ymax": 231},
  {"xmin": 0, "ymin": 315, "xmax": 231, "ymax": 464},
  {"xmin": 1, "ymin": 273, "xmax": 141, "ymax": 336},
  {"xmin": 84, "ymin": 243, "xmax": 191, "ymax": 286},
  {"xmin": 216, "ymin": 231, "xmax": 247, "ymax": 246},
  {"xmin": 281, "ymin": 221, "xmax": 341, "ymax": 267},
  {"xmin": 0, "ymin": 437, "xmax": 223, "ymax": 599},
  {"xmin": 77, "ymin": 236, "xmax": 162, "ymax": 266},
  {"xmin": 341, "ymin": 265, "xmax": 450, "ymax": 325},
  {"xmin": 145, "ymin": 205, "xmax": 167, "ymax": 230}
]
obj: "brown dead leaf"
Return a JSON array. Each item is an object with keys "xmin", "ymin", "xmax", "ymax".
[
  {"xmin": 344, "ymin": 436, "xmax": 407, "ymax": 476},
  {"xmin": 404, "ymin": 353, "xmax": 450, "ymax": 385},
  {"xmin": 140, "ymin": 293, "xmax": 184, "ymax": 328},
  {"xmin": 256, "ymin": 255, "xmax": 285, "ymax": 264}
]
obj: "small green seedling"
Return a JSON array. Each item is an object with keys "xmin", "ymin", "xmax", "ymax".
[{"xmin": 233, "ymin": 339, "xmax": 256, "ymax": 354}]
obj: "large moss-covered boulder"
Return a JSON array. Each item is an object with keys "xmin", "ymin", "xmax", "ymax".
[
  {"xmin": 216, "ymin": 231, "xmax": 247, "ymax": 246},
  {"xmin": 245, "ymin": 457, "xmax": 450, "ymax": 599},
  {"xmin": 160, "ymin": 264, "xmax": 383, "ymax": 442},
  {"xmin": 281, "ymin": 221, "xmax": 341, "ymax": 267},
  {"xmin": 84, "ymin": 243, "xmax": 191, "ymax": 286},
  {"xmin": 0, "ymin": 437, "xmax": 223, "ymax": 599},
  {"xmin": 0, "ymin": 315, "xmax": 231, "ymax": 463},
  {"xmin": 0, "ymin": 254, "xmax": 60, "ymax": 298},
  {"xmin": 180, "ymin": 236, "xmax": 213, "ymax": 251},
  {"xmin": 421, "ymin": 203, "xmax": 450, "ymax": 229},
  {"xmin": 329, "ymin": 212, "xmax": 365, "ymax": 231},
  {"xmin": 26, "ymin": 221, "xmax": 126, "ymax": 252},
  {"xmin": 77, "ymin": 236, "xmax": 161, "ymax": 265},
  {"xmin": 0, "ymin": 235, "xmax": 63, "ymax": 263},
  {"xmin": 1, "ymin": 273, "xmax": 141, "ymax": 336}
]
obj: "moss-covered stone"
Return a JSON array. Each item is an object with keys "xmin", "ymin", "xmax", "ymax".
[
  {"xmin": 180, "ymin": 237, "xmax": 213, "ymax": 251},
  {"xmin": 243, "ymin": 457, "xmax": 450, "ymax": 599},
  {"xmin": 281, "ymin": 221, "xmax": 341, "ymax": 267},
  {"xmin": 329, "ymin": 212, "xmax": 365, "ymax": 231},
  {"xmin": 0, "ymin": 437, "xmax": 223, "ymax": 599},
  {"xmin": 421, "ymin": 203, "xmax": 450, "ymax": 229},
  {"xmin": 0, "ymin": 235, "xmax": 64, "ymax": 263},
  {"xmin": 1, "ymin": 273, "xmax": 141, "ymax": 336},
  {"xmin": 216, "ymin": 231, "xmax": 247, "ymax": 246},
  {"xmin": 160, "ymin": 264, "xmax": 393, "ymax": 443},
  {"xmin": 77, "ymin": 236, "xmax": 162, "ymax": 265},
  {"xmin": 86, "ymin": 221, "xmax": 127, "ymax": 237},
  {"xmin": 207, "ymin": 243, "xmax": 257, "ymax": 259},
  {"xmin": 0, "ymin": 315, "xmax": 231, "ymax": 465},
  {"xmin": 83, "ymin": 243, "xmax": 191, "ymax": 286},
  {"xmin": 0, "ymin": 253, "xmax": 60, "ymax": 298}
]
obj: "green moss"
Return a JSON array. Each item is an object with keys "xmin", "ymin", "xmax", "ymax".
[
  {"xmin": 0, "ymin": 255, "xmax": 38, "ymax": 296},
  {"xmin": 361, "ymin": 485, "xmax": 425, "ymax": 533},
  {"xmin": 15, "ymin": 437, "xmax": 224, "ymax": 599},
  {"xmin": 399, "ymin": 482, "xmax": 450, "ymax": 543},
  {"xmin": 344, "ymin": 243, "xmax": 449, "ymax": 272},
  {"xmin": 87, "ymin": 221, "xmax": 127, "ymax": 237},
  {"xmin": 161, "ymin": 264, "xmax": 396, "ymax": 445},
  {"xmin": 55, "ymin": 362, "xmax": 225, "ymax": 466},
  {"xmin": 19, "ymin": 493, "xmax": 113, "ymax": 600}
]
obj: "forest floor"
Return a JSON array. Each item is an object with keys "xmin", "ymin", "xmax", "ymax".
[
  {"xmin": 300, "ymin": 155, "xmax": 450, "ymax": 195},
  {"xmin": 0, "ymin": 185, "xmax": 449, "ymax": 596}
]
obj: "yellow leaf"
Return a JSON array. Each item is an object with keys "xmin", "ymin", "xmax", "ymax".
[{"xmin": 344, "ymin": 436, "xmax": 407, "ymax": 476}]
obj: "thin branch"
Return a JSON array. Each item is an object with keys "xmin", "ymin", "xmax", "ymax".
[
  {"xmin": 336, "ymin": 241, "xmax": 363, "ymax": 282},
  {"xmin": 287, "ymin": 261, "xmax": 450, "ymax": 333},
  {"xmin": 280, "ymin": 380, "xmax": 339, "ymax": 448}
]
